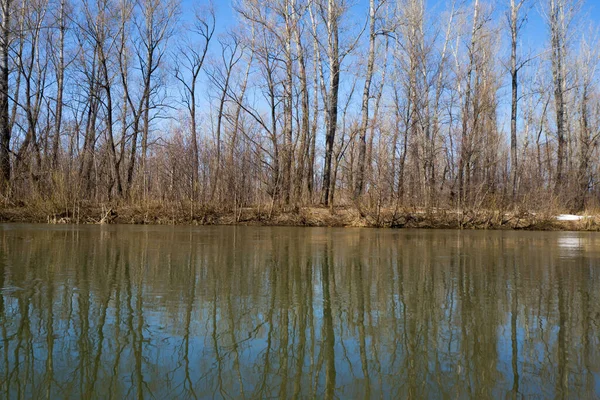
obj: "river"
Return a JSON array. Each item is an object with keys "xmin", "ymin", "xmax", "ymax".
[{"xmin": 0, "ymin": 224, "xmax": 599, "ymax": 398}]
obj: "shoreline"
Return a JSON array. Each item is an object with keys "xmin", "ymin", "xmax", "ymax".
[{"xmin": 1, "ymin": 203, "xmax": 600, "ymax": 231}]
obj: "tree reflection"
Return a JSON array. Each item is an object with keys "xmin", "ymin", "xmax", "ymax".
[
  {"xmin": 322, "ymin": 238, "xmax": 336, "ymax": 400},
  {"xmin": 0, "ymin": 226, "xmax": 599, "ymax": 398}
]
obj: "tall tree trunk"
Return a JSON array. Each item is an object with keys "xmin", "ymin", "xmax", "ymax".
[
  {"xmin": 100, "ymin": 52, "xmax": 123, "ymax": 198},
  {"xmin": 210, "ymin": 73, "xmax": 229, "ymax": 202},
  {"xmin": 550, "ymin": 0, "xmax": 567, "ymax": 196},
  {"xmin": 209, "ymin": 37, "xmax": 239, "ymax": 203},
  {"xmin": 366, "ymin": 43, "xmax": 387, "ymax": 200},
  {"xmin": 0, "ymin": 0, "xmax": 11, "ymax": 187},
  {"xmin": 52, "ymin": 0, "xmax": 65, "ymax": 169},
  {"xmin": 190, "ymin": 77, "xmax": 198, "ymax": 200},
  {"xmin": 228, "ymin": 52, "xmax": 251, "ymax": 206},
  {"xmin": 141, "ymin": 48, "xmax": 152, "ymax": 199},
  {"xmin": 125, "ymin": 113, "xmax": 140, "ymax": 197},
  {"xmin": 509, "ymin": 0, "xmax": 521, "ymax": 202},
  {"xmin": 283, "ymin": 8, "xmax": 293, "ymax": 205},
  {"xmin": 577, "ymin": 86, "xmax": 589, "ymax": 210},
  {"xmin": 459, "ymin": 0, "xmax": 479, "ymax": 206},
  {"xmin": 427, "ymin": 3, "xmax": 454, "ymax": 207},
  {"xmin": 321, "ymin": 0, "xmax": 340, "ymax": 206},
  {"xmin": 307, "ymin": 12, "xmax": 321, "ymax": 201},
  {"xmin": 81, "ymin": 71, "xmax": 100, "ymax": 197},
  {"xmin": 293, "ymin": 21, "xmax": 310, "ymax": 205},
  {"xmin": 355, "ymin": 0, "xmax": 376, "ymax": 198}
]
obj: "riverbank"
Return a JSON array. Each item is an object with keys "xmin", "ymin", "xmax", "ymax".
[{"xmin": 1, "ymin": 201, "xmax": 600, "ymax": 231}]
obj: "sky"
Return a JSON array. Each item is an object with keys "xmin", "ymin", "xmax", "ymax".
[
  {"xmin": 176, "ymin": 0, "xmax": 600, "ymax": 81},
  {"xmin": 179, "ymin": 0, "xmax": 600, "ymax": 39},
  {"xmin": 174, "ymin": 0, "xmax": 600, "ymax": 137}
]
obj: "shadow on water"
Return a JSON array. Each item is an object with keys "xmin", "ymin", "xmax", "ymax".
[{"xmin": 0, "ymin": 225, "xmax": 599, "ymax": 399}]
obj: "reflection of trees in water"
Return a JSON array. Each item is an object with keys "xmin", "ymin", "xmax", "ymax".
[{"xmin": 0, "ymin": 227, "xmax": 599, "ymax": 398}]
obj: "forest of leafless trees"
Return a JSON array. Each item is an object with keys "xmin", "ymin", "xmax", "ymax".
[{"xmin": 1, "ymin": 0, "xmax": 600, "ymax": 215}]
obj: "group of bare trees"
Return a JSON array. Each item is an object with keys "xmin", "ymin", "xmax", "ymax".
[{"xmin": 0, "ymin": 0, "xmax": 599, "ymax": 212}]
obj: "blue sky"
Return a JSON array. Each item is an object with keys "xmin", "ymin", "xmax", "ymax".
[
  {"xmin": 180, "ymin": 0, "xmax": 600, "ymax": 38},
  {"xmin": 180, "ymin": 0, "xmax": 600, "ymax": 92},
  {"xmin": 175, "ymin": 0, "xmax": 600, "ymax": 136}
]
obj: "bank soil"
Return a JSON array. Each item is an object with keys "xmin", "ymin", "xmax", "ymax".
[{"xmin": 1, "ymin": 202, "xmax": 600, "ymax": 231}]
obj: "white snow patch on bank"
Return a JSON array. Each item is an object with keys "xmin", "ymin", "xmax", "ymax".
[{"xmin": 556, "ymin": 214, "xmax": 585, "ymax": 221}]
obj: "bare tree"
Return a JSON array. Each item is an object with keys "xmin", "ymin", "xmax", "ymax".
[
  {"xmin": 51, "ymin": 0, "xmax": 67, "ymax": 169},
  {"xmin": 312, "ymin": 0, "xmax": 361, "ymax": 206},
  {"xmin": 507, "ymin": 0, "xmax": 527, "ymax": 202},
  {"xmin": 125, "ymin": 0, "xmax": 178, "ymax": 197},
  {"xmin": 548, "ymin": 0, "xmax": 577, "ymax": 196},
  {"xmin": 291, "ymin": 0, "xmax": 311, "ymax": 205},
  {"xmin": 0, "ymin": 0, "xmax": 10, "ymax": 188},
  {"xmin": 4, "ymin": 0, "xmax": 600, "ymax": 217},
  {"xmin": 355, "ymin": 0, "xmax": 386, "ymax": 198},
  {"xmin": 320, "ymin": 0, "xmax": 340, "ymax": 206},
  {"xmin": 174, "ymin": 4, "xmax": 215, "ymax": 201},
  {"xmin": 207, "ymin": 33, "xmax": 243, "ymax": 202},
  {"xmin": 12, "ymin": 0, "xmax": 54, "ymax": 195},
  {"xmin": 574, "ymin": 34, "xmax": 598, "ymax": 210}
]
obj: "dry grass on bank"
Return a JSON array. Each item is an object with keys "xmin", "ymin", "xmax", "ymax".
[{"xmin": 2, "ymin": 200, "xmax": 600, "ymax": 231}]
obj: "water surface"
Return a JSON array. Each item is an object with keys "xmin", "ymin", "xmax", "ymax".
[{"xmin": 1, "ymin": 224, "xmax": 599, "ymax": 399}]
